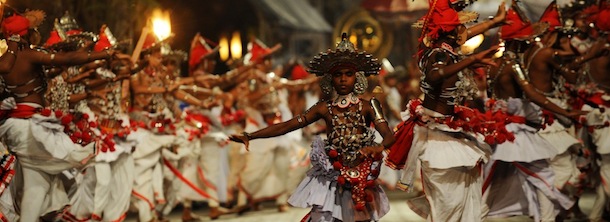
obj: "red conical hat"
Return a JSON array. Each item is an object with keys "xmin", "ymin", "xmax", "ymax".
[
  {"xmin": 245, "ymin": 38, "xmax": 281, "ymax": 64},
  {"xmin": 142, "ymin": 33, "xmax": 159, "ymax": 51},
  {"xmin": 540, "ymin": 1, "xmax": 561, "ymax": 32},
  {"xmin": 94, "ymin": 25, "xmax": 115, "ymax": 52},
  {"xmin": 189, "ymin": 33, "xmax": 219, "ymax": 70},
  {"xmin": 290, "ymin": 64, "xmax": 309, "ymax": 80},
  {"xmin": 66, "ymin": 29, "xmax": 82, "ymax": 36},
  {"xmin": 44, "ymin": 30, "xmax": 64, "ymax": 47},
  {"xmin": 501, "ymin": 4, "xmax": 547, "ymax": 41}
]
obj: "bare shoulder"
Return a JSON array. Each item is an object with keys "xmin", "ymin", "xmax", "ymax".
[
  {"xmin": 535, "ymin": 47, "xmax": 554, "ymax": 59},
  {"xmin": 308, "ymin": 99, "xmax": 329, "ymax": 114},
  {"xmin": 360, "ymin": 98, "xmax": 375, "ymax": 114}
]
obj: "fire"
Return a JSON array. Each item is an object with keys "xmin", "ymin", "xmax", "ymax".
[
  {"xmin": 151, "ymin": 9, "xmax": 171, "ymax": 41},
  {"xmin": 230, "ymin": 31, "xmax": 242, "ymax": 60},
  {"xmin": 219, "ymin": 35, "xmax": 230, "ymax": 61}
]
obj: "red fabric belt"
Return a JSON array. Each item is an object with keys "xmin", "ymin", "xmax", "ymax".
[{"xmin": 0, "ymin": 104, "xmax": 41, "ymax": 119}]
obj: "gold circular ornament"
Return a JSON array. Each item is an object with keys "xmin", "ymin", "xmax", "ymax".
[
  {"xmin": 346, "ymin": 168, "xmax": 361, "ymax": 178},
  {"xmin": 333, "ymin": 8, "xmax": 393, "ymax": 59}
]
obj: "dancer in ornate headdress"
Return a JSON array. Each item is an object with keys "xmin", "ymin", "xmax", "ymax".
[{"xmin": 230, "ymin": 33, "xmax": 395, "ymax": 222}]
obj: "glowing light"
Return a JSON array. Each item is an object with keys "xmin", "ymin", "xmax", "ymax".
[
  {"xmin": 349, "ymin": 33, "xmax": 358, "ymax": 46},
  {"xmin": 267, "ymin": 72, "xmax": 276, "ymax": 79},
  {"xmin": 0, "ymin": 40, "xmax": 7, "ymax": 56},
  {"xmin": 494, "ymin": 42, "xmax": 505, "ymax": 58},
  {"xmin": 362, "ymin": 38, "xmax": 370, "ymax": 50},
  {"xmin": 460, "ymin": 34, "xmax": 484, "ymax": 54},
  {"xmin": 151, "ymin": 9, "xmax": 171, "ymax": 41},
  {"xmin": 219, "ymin": 35, "xmax": 230, "ymax": 61},
  {"xmin": 230, "ymin": 31, "xmax": 242, "ymax": 60}
]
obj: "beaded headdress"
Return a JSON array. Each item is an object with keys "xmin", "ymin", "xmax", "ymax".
[{"xmin": 308, "ymin": 33, "xmax": 381, "ymax": 77}]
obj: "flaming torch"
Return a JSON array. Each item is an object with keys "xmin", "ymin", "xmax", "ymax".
[
  {"xmin": 151, "ymin": 9, "xmax": 172, "ymax": 42},
  {"xmin": 131, "ymin": 8, "xmax": 172, "ymax": 62}
]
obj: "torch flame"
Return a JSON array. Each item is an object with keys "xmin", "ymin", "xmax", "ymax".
[
  {"xmin": 151, "ymin": 9, "xmax": 171, "ymax": 41},
  {"xmin": 230, "ymin": 31, "xmax": 242, "ymax": 60}
]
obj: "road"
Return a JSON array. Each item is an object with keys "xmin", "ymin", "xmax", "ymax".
[{"xmin": 125, "ymin": 190, "xmax": 597, "ymax": 222}]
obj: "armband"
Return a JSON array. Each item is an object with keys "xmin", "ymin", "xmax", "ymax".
[
  {"xmin": 243, "ymin": 132, "xmax": 252, "ymax": 140},
  {"xmin": 512, "ymin": 63, "xmax": 528, "ymax": 82},
  {"xmin": 371, "ymin": 97, "xmax": 387, "ymax": 124},
  {"xmin": 7, "ymin": 35, "xmax": 20, "ymax": 42}
]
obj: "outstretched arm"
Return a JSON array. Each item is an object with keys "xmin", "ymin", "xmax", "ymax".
[
  {"xmin": 229, "ymin": 101, "xmax": 326, "ymax": 150},
  {"xmin": 425, "ymin": 46, "xmax": 499, "ymax": 84},
  {"xmin": 28, "ymin": 49, "xmax": 114, "ymax": 66},
  {"xmin": 511, "ymin": 62, "xmax": 583, "ymax": 119}
]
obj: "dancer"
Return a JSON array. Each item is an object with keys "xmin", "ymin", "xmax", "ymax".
[
  {"xmin": 0, "ymin": 12, "xmax": 117, "ymax": 221},
  {"xmin": 230, "ymin": 33, "xmax": 395, "ymax": 222},
  {"xmin": 483, "ymin": 3, "xmax": 577, "ymax": 221},
  {"xmin": 386, "ymin": 0, "xmax": 504, "ymax": 221}
]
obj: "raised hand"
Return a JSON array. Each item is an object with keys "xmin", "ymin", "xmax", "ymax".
[{"xmin": 492, "ymin": 2, "xmax": 508, "ymax": 27}]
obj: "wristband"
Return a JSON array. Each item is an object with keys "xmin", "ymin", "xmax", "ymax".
[
  {"xmin": 243, "ymin": 132, "xmax": 252, "ymax": 141},
  {"xmin": 7, "ymin": 35, "xmax": 20, "ymax": 42}
]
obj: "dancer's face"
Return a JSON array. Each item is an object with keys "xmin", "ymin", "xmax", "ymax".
[{"xmin": 331, "ymin": 68, "xmax": 356, "ymax": 95}]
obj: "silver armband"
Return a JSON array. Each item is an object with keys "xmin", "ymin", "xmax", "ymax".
[
  {"xmin": 8, "ymin": 35, "xmax": 20, "ymax": 42},
  {"xmin": 371, "ymin": 97, "xmax": 387, "ymax": 124},
  {"xmin": 512, "ymin": 63, "xmax": 528, "ymax": 82}
]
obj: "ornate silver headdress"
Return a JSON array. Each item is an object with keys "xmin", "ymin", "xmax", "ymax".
[{"xmin": 308, "ymin": 33, "xmax": 381, "ymax": 77}]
